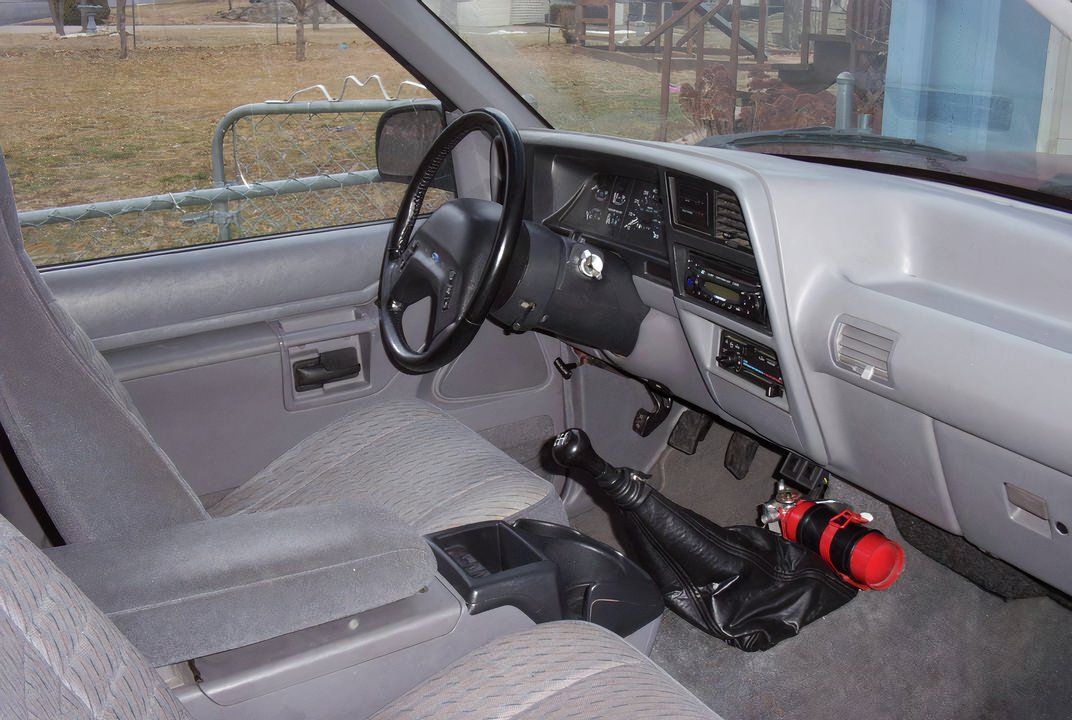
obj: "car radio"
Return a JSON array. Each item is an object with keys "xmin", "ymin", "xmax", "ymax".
[{"xmin": 683, "ymin": 252, "xmax": 767, "ymax": 327}]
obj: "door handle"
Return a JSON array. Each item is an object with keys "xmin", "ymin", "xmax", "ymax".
[{"xmin": 293, "ymin": 347, "xmax": 361, "ymax": 391}]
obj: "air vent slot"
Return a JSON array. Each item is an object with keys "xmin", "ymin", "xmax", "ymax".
[
  {"xmin": 714, "ymin": 191, "xmax": 752, "ymax": 253},
  {"xmin": 832, "ymin": 316, "xmax": 898, "ymax": 385}
]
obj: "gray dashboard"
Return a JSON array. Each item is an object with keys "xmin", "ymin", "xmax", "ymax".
[{"xmin": 522, "ymin": 129, "xmax": 1072, "ymax": 595}]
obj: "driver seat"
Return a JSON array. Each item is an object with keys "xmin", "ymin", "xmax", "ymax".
[{"xmin": 0, "ymin": 154, "xmax": 564, "ymax": 544}]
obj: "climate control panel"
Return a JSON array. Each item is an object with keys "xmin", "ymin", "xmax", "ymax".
[{"xmin": 716, "ymin": 331, "xmax": 784, "ymax": 399}]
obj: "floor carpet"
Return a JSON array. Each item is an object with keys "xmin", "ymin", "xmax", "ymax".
[{"xmin": 571, "ymin": 422, "xmax": 1072, "ymax": 720}]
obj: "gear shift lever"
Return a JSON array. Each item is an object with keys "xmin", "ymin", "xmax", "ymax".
[
  {"xmin": 550, "ymin": 427, "xmax": 858, "ymax": 651},
  {"xmin": 552, "ymin": 429, "xmax": 611, "ymax": 478},
  {"xmin": 552, "ymin": 429, "xmax": 647, "ymax": 508}
]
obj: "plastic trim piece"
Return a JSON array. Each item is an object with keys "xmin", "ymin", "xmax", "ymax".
[{"xmin": 194, "ymin": 577, "xmax": 462, "ymax": 706}]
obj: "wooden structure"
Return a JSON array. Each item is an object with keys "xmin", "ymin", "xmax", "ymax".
[{"xmin": 571, "ymin": 1, "xmax": 890, "ymax": 139}]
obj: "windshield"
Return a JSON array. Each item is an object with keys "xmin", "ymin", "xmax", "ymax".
[{"xmin": 420, "ymin": 1, "xmax": 1072, "ymax": 206}]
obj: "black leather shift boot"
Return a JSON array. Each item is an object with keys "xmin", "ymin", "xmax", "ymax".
[
  {"xmin": 551, "ymin": 428, "xmax": 855, "ymax": 651},
  {"xmin": 616, "ymin": 479, "xmax": 857, "ymax": 651}
]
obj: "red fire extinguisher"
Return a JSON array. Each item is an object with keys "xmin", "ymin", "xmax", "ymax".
[{"xmin": 774, "ymin": 497, "xmax": 905, "ymax": 591}]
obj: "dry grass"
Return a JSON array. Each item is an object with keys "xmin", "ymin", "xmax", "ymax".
[
  {"xmin": 1, "ymin": 1, "xmax": 727, "ymax": 263},
  {"xmin": 1, "ymin": 27, "xmax": 410, "ymax": 208}
]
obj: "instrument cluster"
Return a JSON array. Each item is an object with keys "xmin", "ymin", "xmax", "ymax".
[{"xmin": 546, "ymin": 173, "xmax": 667, "ymax": 258}]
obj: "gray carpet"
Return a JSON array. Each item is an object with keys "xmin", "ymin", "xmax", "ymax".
[{"xmin": 572, "ymin": 423, "xmax": 1072, "ymax": 720}]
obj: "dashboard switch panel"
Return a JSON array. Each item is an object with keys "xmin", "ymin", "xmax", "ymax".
[{"xmin": 717, "ymin": 332, "xmax": 784, "ymax": 398}]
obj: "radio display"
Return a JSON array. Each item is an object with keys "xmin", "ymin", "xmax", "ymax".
[{"xmin": 703, "ymin": 282, "xmax": 740, "ymax": 304}]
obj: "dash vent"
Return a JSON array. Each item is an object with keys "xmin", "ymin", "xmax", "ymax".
[
  {"xmin": 832, "ymin": 316, "xmax": 898, "ymax": 385},
  {"xmin": 713, "ymin": 191, "xmax": 752, "ymax": 253}
]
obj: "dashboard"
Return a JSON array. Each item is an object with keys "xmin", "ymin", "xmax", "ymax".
[
  {"xmin": 518, "ymin": 129, "xmax": 1072, "ymax": 598},
  {"xmin": 531, "ymin": 152, "xmax": 785, "ymax": 401}
]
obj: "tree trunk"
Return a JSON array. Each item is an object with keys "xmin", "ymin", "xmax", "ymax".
[
  {"xmin": 117, "ymin": 0, "xmax": 129, "ymax": 58},
  {"xmin": 295, "ymin": 13, "xmax": 306, "ymax": 61},
  {"xmin": 311, "ymin": 0, "xmax": 320, "ymax": 31},
  {"xmin": 227, "ymin": 0, "xmax": 233, "ymax": 10},
  {"xmin": 48, "ymin": 0, "xmax": 64, "ymax": 35}
]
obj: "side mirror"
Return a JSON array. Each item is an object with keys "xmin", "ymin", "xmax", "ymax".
[{"xmin": 375, "ymin": 101, "xmax": 448, "ymax": 183}]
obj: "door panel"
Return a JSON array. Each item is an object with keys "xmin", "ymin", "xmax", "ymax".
[
  {"xmin": 43, "ymin": 224, "xmax": 568, "ymax": 502},
  {"xmin": 46, "ymin": 224, "xmax": 387, "ymax": 350}
]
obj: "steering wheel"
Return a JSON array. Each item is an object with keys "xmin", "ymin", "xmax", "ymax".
[{"xmin": 378, "ymin": 108, "xmax": 526, "ymax": 374}]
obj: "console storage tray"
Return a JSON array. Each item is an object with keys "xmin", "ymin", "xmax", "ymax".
[{"xmin": 427, "ymin": 519, "xmax": 663, "ymax": 637}]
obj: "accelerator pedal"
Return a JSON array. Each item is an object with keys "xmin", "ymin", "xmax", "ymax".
[{"xmin": 724, "ymin": 431, "xmax": 759, "ymax": 480}]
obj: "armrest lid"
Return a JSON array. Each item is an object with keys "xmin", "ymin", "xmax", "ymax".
[{"xmin": 47, "ymin": 502, "xmax": 435, "ymax": 666}]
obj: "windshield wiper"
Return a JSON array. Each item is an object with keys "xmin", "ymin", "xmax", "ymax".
[{"xmin": 699, "ymin": 128, "xmax": 967, "ymax": 162}]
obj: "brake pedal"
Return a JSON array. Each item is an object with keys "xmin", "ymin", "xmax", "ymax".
[
  {"xmin": 667, "ymin": 409, "xmax": 714, "ymax": 455},
  {"xmin": 724, "ymin": 431, "xmax": 759, "ymax": 480}
]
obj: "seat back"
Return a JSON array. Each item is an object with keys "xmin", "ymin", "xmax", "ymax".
[
  {"xmin": 0, "ymin": 152, "xmax": 208, "ymax": 543},
  {"xmin": 0, "ymin": 514, "xmax": 190, "ymax": 719}
]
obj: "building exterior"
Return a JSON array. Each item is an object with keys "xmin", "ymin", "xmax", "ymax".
[
  {"xmin": 423, "ymin": 0, "xmax": 554, "ymax": 27},
  {"xmin": 883, "ymin": 0, "xmax": 1062, "ymax": 154}
]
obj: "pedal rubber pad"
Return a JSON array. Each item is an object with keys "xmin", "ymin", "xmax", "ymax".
[
  {"xmin": 667, "ymin": 409, "xmax": 714, "ymax": 455},
  {"xmin": 724, "ymin": 431, "xmax": 759, "ymax": 480}
]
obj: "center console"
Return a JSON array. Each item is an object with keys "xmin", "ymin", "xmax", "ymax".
[
  {"xmin": 170, "ymin": 519, "xmax": 663, "ymax": 720},
  {"xmin": 428, "ymin": 520, "xmax": 664, "ymax": 641},
  {"xmin": 668, "ymin": 173, "xmax": 770, "ymax": 333},
  {"xmin": 668, "ymin": 172, "xmax": 795, "ymax": 420}
]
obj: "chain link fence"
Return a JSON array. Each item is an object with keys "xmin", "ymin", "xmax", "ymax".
[{"xmin": 18, "ymin": 84, "xmax": 444, "ymax": 266}]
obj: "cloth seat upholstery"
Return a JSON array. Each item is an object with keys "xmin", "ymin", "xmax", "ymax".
[
  {"xmin": 0, "ymin": 515, "xmax": 721, "ymax": 720},
  {"xmin": 0, "ymin": 150, "xmax": 563, "ymax": 543},
  {"xmin": 209, "ymin": 399, "xmax": 565, "ymax": 534},
  {"xmin": 372, "ymin": 620, "xmax": 721, "ymax": 720}
]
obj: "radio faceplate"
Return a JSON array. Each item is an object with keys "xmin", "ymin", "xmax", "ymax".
[{"xmin": 683, "ymin": 252, "xmax": 767, "ymax": 327}]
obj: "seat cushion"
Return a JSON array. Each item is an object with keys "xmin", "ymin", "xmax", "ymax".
[
  {"xmin": 371, "ymin": 621, "xmax": 721, "ymax": 720},
  {"xmin": 2, "ymin": 510, "xmax": 720, "ymax": 720},
  {"xmin": 209, "ymin": 399, "xmax": 566, "ymax": 534},
  {"xmin": 0, "ymin": 517, "xmax": 190, "ymax": 720}
]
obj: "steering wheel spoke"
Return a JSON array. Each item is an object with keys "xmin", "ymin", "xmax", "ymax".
[{"xmin": 378, "ymin": 108, "xmax": 526, "ymax": 374}]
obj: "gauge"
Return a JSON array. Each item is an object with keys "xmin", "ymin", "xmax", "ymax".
[{"xmin": 622, "ymin": 183, "xmax": 665, "ymax": 244}]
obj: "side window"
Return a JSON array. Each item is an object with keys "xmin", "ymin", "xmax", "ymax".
[{"xmin": 4, "ymin": 8, "xmax": 446, "ymax": 266}]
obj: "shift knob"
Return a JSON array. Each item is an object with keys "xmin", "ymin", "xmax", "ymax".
[{"xmin": 552, "ymin": 428, "xmax": 612, "ymax": 479}]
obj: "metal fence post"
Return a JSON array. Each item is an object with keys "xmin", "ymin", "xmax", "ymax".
[
  {"xmin": 210, "ymin": 105, "xmax": 248, "ymax": 243},
  {"xmin": 835, "ymin": 71, "xmax": 855, "ymax": 130}
]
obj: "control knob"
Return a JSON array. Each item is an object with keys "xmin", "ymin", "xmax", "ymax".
[{"xmin": 716, "ymin": 352, "xmax": 740, "ymax": 369}]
